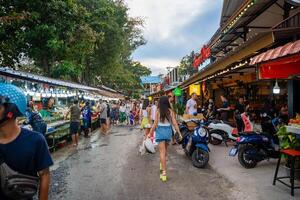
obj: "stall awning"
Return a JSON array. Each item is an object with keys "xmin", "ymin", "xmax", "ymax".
[
  {"xmin": 259, "ymin": 53, "xmax": 300, "ymax": 79},
  {"xmin": 250, "ymin": 39, "xmax": 300, "ymax": 65}
]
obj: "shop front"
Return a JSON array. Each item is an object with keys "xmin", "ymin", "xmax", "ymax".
[{"xmin": 250, "ymin": 39, "xmax": 300, "ymax": 118}]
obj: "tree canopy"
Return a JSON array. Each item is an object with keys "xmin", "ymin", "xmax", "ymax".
[
  {"xmin": 178, "ymin": 51, "xmax": 198, "ymax": 81},
  {"xmin": 0, "ymin": 0, "xmax": 150, "ymax": 95}
]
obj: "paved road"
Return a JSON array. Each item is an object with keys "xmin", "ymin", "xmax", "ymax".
[{"xmin": 49, "ymin": 126, "xmax": 234, "ymax": 200}]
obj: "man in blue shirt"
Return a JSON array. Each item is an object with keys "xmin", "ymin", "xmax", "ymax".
[{"xmin": 0, "ymin": 83, "xmax": 53, "ymax": 200}]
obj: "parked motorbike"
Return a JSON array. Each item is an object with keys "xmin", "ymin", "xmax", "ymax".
[
  {"xmin": 179, "ymin": 120, "xmax": 210, "ymax": 168},
  {"xmin": 208, "ymin": 120, "xmax": 239, "ymax": 146},
  {"xmin": 208, "ymin": 112, "xmax": 254, "ymax": 146},
  {"xmin": 229, "ymin": 115, "xmax": 281, "ymax": 168}
]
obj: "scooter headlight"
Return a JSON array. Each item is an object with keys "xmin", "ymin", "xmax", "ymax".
[{"xmin": 195, "ymin": 127, "xmax": 207, "ymax": 137}]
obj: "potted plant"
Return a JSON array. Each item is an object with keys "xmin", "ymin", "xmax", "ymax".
[
  {"xmin": 173, "ymin": 103, "xmax": 185, "ymax": 117},
  {"xmin": 277, "ymin": 126, "xmax": 300, "ymax": 179}
]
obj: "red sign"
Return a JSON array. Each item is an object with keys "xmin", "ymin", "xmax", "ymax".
[
  {"xmin": 259, "ymin": 53, "xmax": 300, "ymax": 79},
  {"xmin": 192, "ymin": 45, "xmax": 211, "ymax": 68}
]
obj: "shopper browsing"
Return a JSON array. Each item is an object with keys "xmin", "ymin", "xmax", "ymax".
[
  {"xmin": 24, "ymin": 101, "xmax": 47, "ymax": 136},
  {"xmin": 99, "ymin": 100, "xmax": 108, "ymax": 135},
  {"xmin": 82, "ymin": 102, "xmax": 92, "ymax": 137},
  {"xmin": 65, "ymin": 99, "xmax": 81, "ymax": 147},
  {"xmin": 0, "ymin": 83, "xmax": 53, "ymax": 200}
]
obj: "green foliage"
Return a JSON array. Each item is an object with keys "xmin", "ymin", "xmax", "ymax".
[
  {"xmin": 173, "ymin": 103, "xmax": 185, "ymax": 116},
  {"xmin": 178, "ymin": 51, "xmax": 198, "ymax": 80},
  {"xmin": 0, "ymin": 0, "xmax": 149, "ymax": 96},
  {"xmin": 277, "ymin": 126, "xmax": 300, "ymax": 150}
]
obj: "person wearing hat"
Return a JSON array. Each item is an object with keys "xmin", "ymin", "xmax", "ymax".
[{"xmin": 0, "ymin": 83, "xmax": 53, "ymax": 200}]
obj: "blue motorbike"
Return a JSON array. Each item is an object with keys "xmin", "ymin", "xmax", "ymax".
[
  {"xmin": 229, "ymin": 116, "xmax": 281, "ymax": 168},
  {"xmin": 179, "ymin": 120, "xmax": 210, "ymax": 168}
]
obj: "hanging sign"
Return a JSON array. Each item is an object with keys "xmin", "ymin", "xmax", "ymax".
[
  {"xmin": 192, "ymin": 45, "xmax": 211, "ymax": 68},
  {"xmin": 189, "ymin": 84, "xmax": 201, "ymax": 96},
  {"xmin": 173, "ymin": 87, "xmax": 182, "ymax": 97}
]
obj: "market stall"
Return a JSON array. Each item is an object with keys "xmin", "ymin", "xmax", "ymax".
[{"xmin": 0, "ymin": 67, "xmax": 122, "ymax": 151}]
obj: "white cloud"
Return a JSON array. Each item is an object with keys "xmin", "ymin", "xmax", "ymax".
[
  {"xmin": 126, "ymin": 0, "xmax": 212, "ymax": 41},
  {"xmin": 139, "ymin": 58, "xmax": 180, "ymax": 75},
  {"xmin": 125, "ymin": 0, "xmax": 221, "ymax": 74}
]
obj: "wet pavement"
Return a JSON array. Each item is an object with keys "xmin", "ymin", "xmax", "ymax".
[{"xmin": 49, "ymin": 126, "xmax": 234, "ymax": 200}]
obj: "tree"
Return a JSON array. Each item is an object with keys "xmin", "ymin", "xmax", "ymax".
[
  {"xmin": 0, "ymin": 0, "xmax": 149, "ymax": 96},
  {"xmin": 178, "ymin": 51, "xmax": 198, "ymax": 80}
]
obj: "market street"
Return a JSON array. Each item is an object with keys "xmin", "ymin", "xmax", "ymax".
[{"xmin": 48, "ymin": 126, "xmax": 234, "ymax": 200}]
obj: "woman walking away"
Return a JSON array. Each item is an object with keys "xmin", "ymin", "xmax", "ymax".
[
  {"xmin": 149, "ymin": 96, "xmax": 181, "ymax": 182},
  {"xmin": 141, "ymin": 99, "xmax": 151, "ymax": 138}
]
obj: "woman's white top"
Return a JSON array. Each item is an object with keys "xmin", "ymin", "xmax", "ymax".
[{"xmin": 158, "ymin": 113, "xmax": 171, "ymax": 126}]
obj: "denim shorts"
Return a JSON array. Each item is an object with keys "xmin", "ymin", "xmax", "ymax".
[{"xmin": 155, "ymin": 125, "xmax": 172, "ymax": 143}]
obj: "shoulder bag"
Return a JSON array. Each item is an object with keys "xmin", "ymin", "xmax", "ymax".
[{"xmin": 0, "ymin": 153, "xmax": 39, "ymax": 199}]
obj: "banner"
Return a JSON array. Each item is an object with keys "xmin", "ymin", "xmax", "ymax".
[{"xmin": 189, "ymin": 84, "xmax": 201, "ymax": 96}]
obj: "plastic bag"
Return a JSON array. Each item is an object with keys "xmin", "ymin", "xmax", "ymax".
[{"xmin": 144, "ymin": 138, "xmax": 156, "ymax": 154}]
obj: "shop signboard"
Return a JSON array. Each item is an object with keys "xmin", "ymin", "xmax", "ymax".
[
  {"xmin": 198, "ymin": 59, "xmax": 211, "ymax": 71},
  {"xmin": 189, "ymin": 84, "xmax": 201, "ymax": 96},
  {"xmin": 193, "ymin": 46, "xmax": 211, "ymax": 68}
]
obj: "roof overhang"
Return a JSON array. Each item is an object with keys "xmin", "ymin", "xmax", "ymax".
[{"xmin": 181, "ymin": 32, "xmax": 274, "ymax": 88}]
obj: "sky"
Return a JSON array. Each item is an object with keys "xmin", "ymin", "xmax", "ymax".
[{"xmin": 125, "ymin": 0, "xmax": 223, "ymax": 75}]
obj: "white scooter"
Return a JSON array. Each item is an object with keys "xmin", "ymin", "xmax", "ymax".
[{"xmin": 208, "ymin": 113, "xmax": 253, "ymax": 146}]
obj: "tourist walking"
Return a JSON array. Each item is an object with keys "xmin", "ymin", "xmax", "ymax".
[
  {"xmin": 99, "ymin": 100, "xmax": 108, "ymax": 134},
  {"xmin": 119, "ymin": 102, "xmax": 127, "ymax": 124},
  {"xmin": 0, "ymin": 83, "xmax": 53, "ymax": 200},
  {"xmin": 140, "ymin": 99, "xmax": 151, "ymax": 138},
  {"xmin": 149, "ymin": 96, "xmax": 181, "ymax": 182},
  {"xmin": 24, "ymin": 101, "xmax": 47, "ymax": 136},
  {"xmin": 111, "ymin": 101, "xmax": 119, "ymax": 125},
  {"xmin": 151, "ymin": 100, "xmax": 157, "ymax": 123},
  {"xmin": 134, "ymin": 102, "xmax": 140, "ymax": 125},
  {"xmin": 106, "ymin": 101, "xmax": 111, "ymax": 131},
  {"xmin": 82, "ymin": 101, "xmax": 92, "ymax": 137},
  {"xmin": 125, "ymin": 101, "xmax": 132, "ymax": 125},
  {"xmin": 65, "ymin": 99, "xmax": 81, "ymax": 147}
]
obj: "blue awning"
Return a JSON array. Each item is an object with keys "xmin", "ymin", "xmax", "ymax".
[{"xmin": 140, "ymin": 76, "xmax": 161, "ymax": 84}]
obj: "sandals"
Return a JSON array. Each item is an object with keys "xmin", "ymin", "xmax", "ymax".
[
  {"xmin": 160, "ymin": 171, "xmax": 167, "ymax": 182},
  {"xmin": 159, "ymin": 164, "xmax": 167, "ymax": 182}
]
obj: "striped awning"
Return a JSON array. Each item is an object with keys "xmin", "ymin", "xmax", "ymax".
[{"xmin": 250, "ymin": 39, "xmax": 300, "ymax": 65}]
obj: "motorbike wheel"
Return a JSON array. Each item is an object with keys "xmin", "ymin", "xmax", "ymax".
[
  {"xmin": 238, "ymin": 145, "xmax": 258, "ymax": 169},
  {"xmin": 191, "ymin": 148, "xmax": 209, "ymax": 168},
  {"xmin": 209, "ymin": 130, "xmax": 223, "ymax": 145}
]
